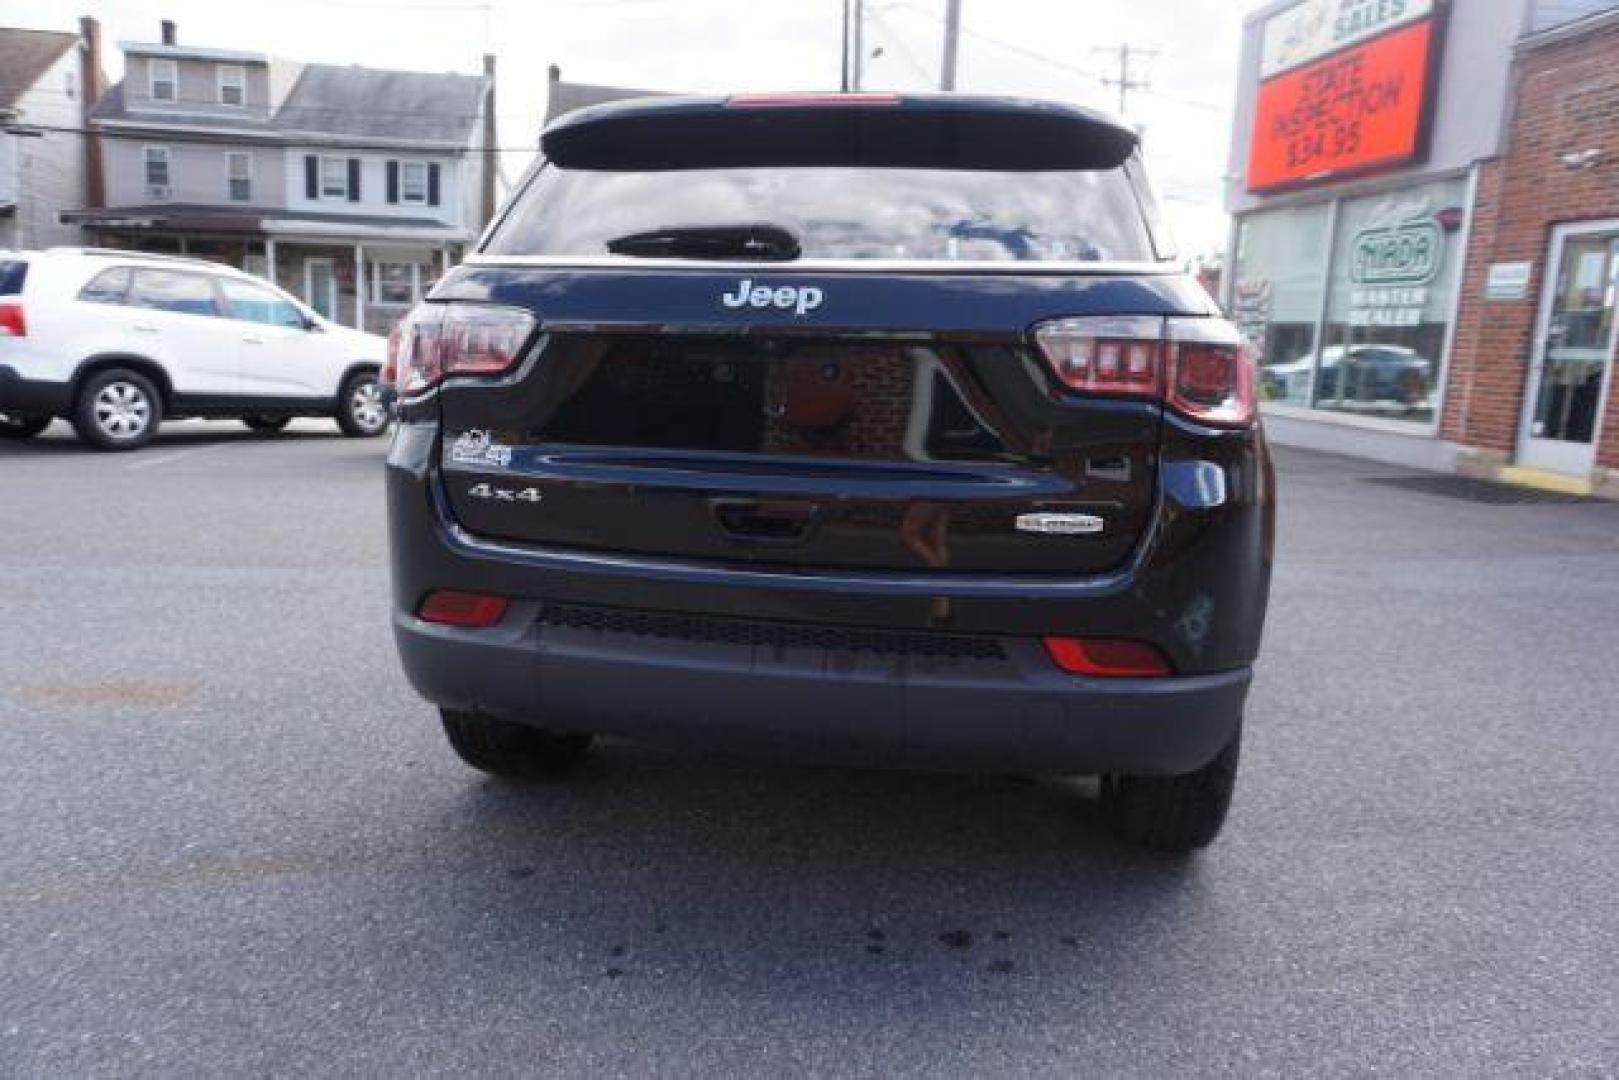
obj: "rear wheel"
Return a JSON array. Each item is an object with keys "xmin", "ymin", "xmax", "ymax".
[
  {"xmin": 336, "ymin": 370, "xmax": 389, "ymax": 437},
  {"xmin": 243, "ymin": 415, "xmax": 291, "ymax": 433},
  {"xmin": 0, "ymin": 412, "xmax": 51, "ymax": 439},
  {"xmin": 440, "ymin": 709, "xmax": 594, "ymax": 780},
  {"xmin": 1099, "ymin": 728, "xmax": 1241, "ymax": 853},
  {"xmin": 72, "ymin": 369, "xmax": 162, "ymax": 451}
]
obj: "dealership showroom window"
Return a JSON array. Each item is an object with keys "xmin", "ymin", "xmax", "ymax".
[{"xmin": 1236, "ymin": 177, "xmax": 1468, "ymax": 425}]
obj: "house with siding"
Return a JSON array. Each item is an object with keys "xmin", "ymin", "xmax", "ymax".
[
  {"xmin": 68, "ymin": 21, "xmax": 496, "ymax": 334},
  {"xmin": 0, "ymin": 19, "xmax": 104, "ymax": 250}
]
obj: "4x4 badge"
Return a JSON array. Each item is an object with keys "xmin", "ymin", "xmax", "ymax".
[
  {"xmin": 468, "ymin": 482, "xmax": 542, "ymax": 503},
  {"xmin": 1016, "ymin": 512, "xmax": 1104, "ymax": 536}
]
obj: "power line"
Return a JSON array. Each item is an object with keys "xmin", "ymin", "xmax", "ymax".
[
  {"xmin": 876, "ymin": 3, "xmax": 1227, "ymax": 117},
  {"xmin": 865, "ymin": 7, "xmax": 934, "ymax": 85},
  {"xmin": 1093, "ymin": 43, "xmax": 1157, "ymax": 119},
  {"xmin": 23, "ymin": 92, "xmax": 492, "ymax": 127},
  {"xmin": 882, "ymin": 0, "xmax": 1107, "ymax": 85},
  {"xmin": 4, "ymin": 121, "xmax": 530, "ymax": 154}
]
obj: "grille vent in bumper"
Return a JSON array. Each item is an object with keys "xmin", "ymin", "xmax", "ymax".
[{"xmin": 536, "ymin": 603, "xmax": 1006, "ymax": 661}]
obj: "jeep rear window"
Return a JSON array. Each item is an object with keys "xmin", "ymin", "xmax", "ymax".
[
  {"xmin": 484, "ymin": 163, "xmax": 1159, "ymax": 263},
  {"xmin": 0, "ymin": 259, "xmax": 27, "ymax": 296}
]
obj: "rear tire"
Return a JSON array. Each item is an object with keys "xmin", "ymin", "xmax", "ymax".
[
  {"xmin": 0, "ymin": 412, "xmax": 51, "ymax": 439},
  {"xmin": 243, "ymin": 415, "xmax": 291, "ymax": 433},
  {"xmin": 71, "ymin": 369, "xmax": 162, "ymax": 451},
  {"xmin": 1099, "ymin": 728, "xmax": 1240, "ymax": 853},
  {"xmin": 336, "ymin": 370, "xmax": 389, "ymax": 437},
  {"xmin": 440, "ymin": 709, "xmax": 593, "ymax": 780}
]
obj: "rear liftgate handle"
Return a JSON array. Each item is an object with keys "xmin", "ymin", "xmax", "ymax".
[{"xmin": 711, "ymin": 499, "xmax": 823, "ymax": 547}]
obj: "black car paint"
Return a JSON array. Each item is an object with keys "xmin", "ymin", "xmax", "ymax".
[
  {"xmin": 429, "ymin": 267, "xmax": 1216, "ymax": 578},
  {"xmin": 386, "ymin": 93, "xmax": 1273, "ymax": 776},
  {"xmin": 434, "ymin": 265, "xmax": 1213, "ymax": 330}
]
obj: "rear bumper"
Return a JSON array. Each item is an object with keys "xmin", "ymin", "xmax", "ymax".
[
  {"xmin": 395, "ymin": 604, "xmax": 1249, "ymax": 775},
  {"xmin": 386, "ymin": 417, "xmax": 1272, "ymax": 775},
  {"xmin": 0, "ymin": 366, "xmax": 71, "ymax": 416}
]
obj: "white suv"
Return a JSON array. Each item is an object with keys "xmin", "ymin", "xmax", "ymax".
[{"xmin": 0, "ymin": 248, "xmax": 390, "ymax": 450}]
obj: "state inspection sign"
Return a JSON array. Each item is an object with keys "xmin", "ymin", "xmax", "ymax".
[{"xmin": 1247, "ymin": 0, "xmax": 1444, "ymax": 192}]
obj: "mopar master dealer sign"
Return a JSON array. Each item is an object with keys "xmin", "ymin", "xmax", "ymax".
[
  {"xmin": 1247, "ymin": 0, "xmax": 1444, "ymax": 192},
  {"xmin": 1351, "ymin": 218, "xmax": 1441, "ymax": 285},
  {"xmin": 1347, "ymin": 217, "xmax": 1445, "ymax": 328}
]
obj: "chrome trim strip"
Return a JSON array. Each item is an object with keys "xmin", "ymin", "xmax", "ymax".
[
  {"xmin": 429, "ymin": 480, "xmax": 1137, "ymax": 598},
  {"xmin": 460, "ymin": 254, "xmax": 1182, "ymax": 276}
]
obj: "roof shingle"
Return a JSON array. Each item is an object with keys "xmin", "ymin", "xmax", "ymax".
[
  {"xmin": 0, "ymin": 27, "xmax": 77, "ymax": 112},
  {"xmin": 273, "ymin": 64, "xmax": 486, "ymax": 144}
]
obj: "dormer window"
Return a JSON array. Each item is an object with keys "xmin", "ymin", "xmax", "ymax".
[
  {"xmin": 218, "ymin": 65, "xmax": 246, "ymax": 107},
  {"xmin": 150, "ymin": 59, "xmax": 177, "ymax": 102}
]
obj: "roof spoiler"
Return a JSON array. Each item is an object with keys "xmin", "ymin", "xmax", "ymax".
[{"xmin": 540, "ymin": 94, "xmax": 1138, "ymax": 172}]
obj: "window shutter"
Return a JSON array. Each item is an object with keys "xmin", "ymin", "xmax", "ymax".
[
  {"xmin": 386, "ymin": 161, "xmax": 399, "ymax": 204},
  {"xmin": 347, "ymin": 158, "xmax": 361, "ymax": 202},
  {"xmin": 428, "ymin": 163, "xmax": 441, "ymax": 207},
  {"xmin": 304, "ymin": 155, "xmax": 317, "ymax": 199}
]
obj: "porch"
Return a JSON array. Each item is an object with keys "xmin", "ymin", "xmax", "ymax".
[{"xmin": 65, "ymin": 204, "xmax": 470, "ymax": 335}]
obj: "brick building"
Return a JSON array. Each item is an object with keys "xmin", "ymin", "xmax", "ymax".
[
  {"xmin": 1223, "ymin": 0, "xmax": 1619, "ymax": 496},
  {"xmin": 1444, "ymin": 11, "xmax": 1619, "ymax": 495}
]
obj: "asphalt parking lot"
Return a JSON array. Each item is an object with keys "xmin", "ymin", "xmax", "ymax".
[{"xmin": 3, "ymin": 419, "xmax": 1618, "ymax": 1075}]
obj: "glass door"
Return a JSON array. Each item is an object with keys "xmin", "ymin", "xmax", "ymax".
[{"xmin": 1518, "ymin": 225, "xmax": 1619, "ymax": 476}]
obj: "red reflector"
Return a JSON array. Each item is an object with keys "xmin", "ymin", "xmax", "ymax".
[
  {"xmin": 0, "ymin": 302, "xmax": 25, "ymax": 338},
  {"xmin": 1043, "ymin": 636, "xmax": 1172, "ymax": 678},
  {"xmin": 418, "ymin": 590, "xmax": 509, "ymax": 627},
  {"xmin": 726, "ymin": 92, "xmax": 902, "ymax": 108}
]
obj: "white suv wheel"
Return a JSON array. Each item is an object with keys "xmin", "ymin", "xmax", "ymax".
[
  {"xmin": 338, "ymin": 372, "xmax": 389, "ymax": 437},
  {"xmin": 72, "ymin": 368, "xmax": 163, "ymax": 451},
  {"xmin": 93, "ymin": 381, "xmax": 153, "ymax": 439}
]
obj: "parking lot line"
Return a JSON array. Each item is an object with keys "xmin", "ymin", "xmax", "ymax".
[{"xmin": 122, "ymin": 445, "xmax": 217, "ymax": 472}]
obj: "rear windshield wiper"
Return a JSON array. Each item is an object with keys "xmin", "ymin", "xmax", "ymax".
[{"xmin": 605, "ymin": 224, "xmax": 802, "ymax": 262}]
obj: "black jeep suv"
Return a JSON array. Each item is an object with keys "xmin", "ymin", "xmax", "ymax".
[{"xmin": 386, "ymin": 93, "xmax": 1273, "ymax": 851}]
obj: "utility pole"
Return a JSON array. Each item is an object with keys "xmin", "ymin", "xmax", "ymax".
[
  {"xmin": 851, "ymin": 0, "xmax": 864, "ymax": 90},
  {"xmin": 939, "ymin": 0, "xmax": 962, "ymax": 91},
  {"xmin": 1094, "ymin": 43, "xmax": 1157, "ymax": 119},
  {"xmin": 841, "ymin": 0, "xmax": 851, "ymax": 91}
]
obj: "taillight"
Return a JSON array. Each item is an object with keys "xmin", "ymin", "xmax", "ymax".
[
  {"xmin": 0, "ymin": 302, "xmax": 25, "ymax": 338},
  {"xmin": 1166, "ymin": 318, "xmax": 1255, "ymax": 428},
  {"xmin": 1032, "ymin": 316, "xmax": 1255, "ymax": 428},
  {"xmin": 1042, "ymin": 636, "xmax": 1173, "ymax": 678},
  {"xmin": 391, "ymin": 302, "xmax": 536, "ymax": 396},
  {"xmin": 417, "ymin": 589, "xmax": 509, "ymax": 627},
  {"xmin": 1034, "ymin": 316, "xmax": 1162, "ymax": 396}
]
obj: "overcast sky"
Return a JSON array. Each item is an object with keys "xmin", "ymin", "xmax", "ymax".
[{"xmin": 5, "ymin": 0, "xmax": 1259, "ymax": 254}]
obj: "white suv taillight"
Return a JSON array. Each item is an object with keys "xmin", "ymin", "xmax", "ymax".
[
  {"xmin": 1033, "ymin": 315, "xmax": 1255, "ymax": 428},
  {"xmin": 390, "ymin": 302, "xmax": 536, "ymax": 397},
  {"xmin": 0, "ymin": 302, "xmax": 25, "ymax": 338}
]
